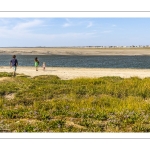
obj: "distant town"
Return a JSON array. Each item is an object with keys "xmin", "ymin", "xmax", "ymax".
[
  {"xmin": 73, "ymin": 45, "xmax": 150, "ymax": 48},
  {"xmin": 0, "ymin": 45, "xmax": 150, "ymax": 48}
]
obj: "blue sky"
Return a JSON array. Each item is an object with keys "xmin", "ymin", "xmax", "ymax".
[{"xmin": 0, "ymin": 18, "xmax": 150, "ymax": 47}]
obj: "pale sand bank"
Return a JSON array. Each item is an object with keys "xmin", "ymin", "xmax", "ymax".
[
  {"xmin": 1, "ymin": 48, "xmax": 150, "ymax": 55},
  {"xmin": 0, "ymin": 66, "xmax": 150, "ymax": 80}
]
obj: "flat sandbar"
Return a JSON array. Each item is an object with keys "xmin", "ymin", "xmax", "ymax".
[
  {"xmin": 0, "ymin": 66, "xmax": 150, "ymax": 80},
  {"xmin": 1, "ymin": 47, "xmax": 150, "ymax": 55}
]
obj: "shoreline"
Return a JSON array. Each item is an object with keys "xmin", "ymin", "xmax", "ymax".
[
  {"xmin": 1, "ymin": 48, "xmax": 150, "ymax": 79},
  {"xmin": 1, "ymin": 66, "xmax": 150, "ymax": 80}
]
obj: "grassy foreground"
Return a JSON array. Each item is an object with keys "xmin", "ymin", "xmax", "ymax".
[{"xmin": 0, "ymin": 72, "xmax": 150, "ymax": 132}]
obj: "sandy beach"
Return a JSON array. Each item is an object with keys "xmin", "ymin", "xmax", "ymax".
[{"xmin": 0, "ymin": 66, "xmax": 150, "ymax": 80}]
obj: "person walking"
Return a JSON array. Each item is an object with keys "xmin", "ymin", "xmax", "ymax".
[
  {"xmin": 35, "ymin": 57, "xmax": 39, "ymax": 71},
  {"xmin": 10, "ymin": 55, "xmax": 18, "ymax": 77},
  {"xmin": 43, "ymin": 62, "xmax": 46, "ymax": 71}
]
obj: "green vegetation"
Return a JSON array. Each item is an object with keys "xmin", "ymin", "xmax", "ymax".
[{"xmin": 0, "ymin": 72, "xmax": 150, "ymax": 132}]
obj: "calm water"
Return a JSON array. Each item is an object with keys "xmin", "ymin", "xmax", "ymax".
[{"xmin": 0, "ymin": 55, "xmax": 150, "ymax": 69}]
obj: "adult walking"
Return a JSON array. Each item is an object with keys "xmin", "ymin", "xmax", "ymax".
[
  {"xmin": 10, "ymin": 55, "xmax": 18, "ymax": 77},
  {"xmin": 35, "ymin": 57, "xmax": 39, "ymax": 71}
]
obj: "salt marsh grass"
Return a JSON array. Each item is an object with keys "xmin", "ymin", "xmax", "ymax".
[{"xmin": 0, "ymin": 73, "xmax": 150, "ymax": 132}]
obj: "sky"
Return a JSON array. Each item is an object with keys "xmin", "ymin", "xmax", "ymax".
[{"xmin": 0, "ymin": 18, "xmax": 150, "ymax": 47}]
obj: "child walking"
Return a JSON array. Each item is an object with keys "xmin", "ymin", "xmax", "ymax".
[
  {"xmin": 43, "ymin": 62, "xmax": 46, "ymax": 71},
  {"xmin": 34, "ymin": 57, "xmax": 39, "ymax": 71},
  {"xmin": 10, "ymin": 55, "xmax": 18, "ymax": 77}
]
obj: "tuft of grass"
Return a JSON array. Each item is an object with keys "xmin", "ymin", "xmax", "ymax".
[{"xmin": 0, "ymin": 72, "xmax": 12, "ymax": 77}]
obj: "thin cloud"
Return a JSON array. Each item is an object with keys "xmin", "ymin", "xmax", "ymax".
[
  {"xmin": 112, "ymin": 24, "xmax": 116, "ymax": 27},
  {"xmin": 39, "ymin": 32, "xmax": 92, "ymax": 39},
  {"xmin": 87, "ymin": 22, "xmax": 93, "ymax": 28},
  {"xmin": 0, "ymin": 19, "xmax": 10, "ymax": 24},
  {"xmin": 65, "ymin": 18, "xmax": 71, "ymax": 23},
  {"xmin": 101, "ymin": 30, "xmax": 112, "ymax": 33},
  {"xmin": 0, "ymin": 19, "xmax": 43, "ymax": 38},
  {"xmin": 13, "ymin": 19, "xmax": 43, "ymax": 31},
  {"xmin": 63, "ymin": 23, "xmax": 71, "ymax": 27},
  {"xmin": 62, "ymin": 18, "xmax": 72, "ymax": 27}
]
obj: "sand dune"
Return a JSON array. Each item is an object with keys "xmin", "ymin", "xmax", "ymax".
[{"xmin": 0, "ymin": 66, "xmax": 150, "ymax": 80}]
